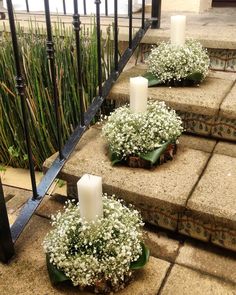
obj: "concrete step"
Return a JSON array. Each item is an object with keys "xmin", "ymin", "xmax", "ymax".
[
  {"xmin": 2, "ymin": 9, "xmax": 236, "ymax": 73},
  {"xmin": 107, "ymin": 64, "xmax": 236, "ymax": 142},
  {"xmin": 0, "ymin": 214, "xmax": 236, "ymax": 295},
  {"xmin": 43, "ymin": 126, "xmax": 236, "ymax": 251},
  {"xmin": 2, "ymin": 188, "xmax": 236, "ymax": 293}
]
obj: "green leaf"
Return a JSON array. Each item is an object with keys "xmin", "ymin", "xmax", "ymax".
[
  {"xmin": 46, "ymin": 254, "xmax": 69, "ymax": 285},
  {"xmin": 186, "ymin": 72, "xmax": 203, "ymax": 82},
  {"xmin": 140, "ymin": 141, "xmax": 171, "ymax": 165},
  {"xmin": 130, "ymin": 243, "xmax": 150, "ymax": 270},
  {"xmin": 109, "ymin": 149, "xmax": 123, "ymax": 166},
  {"xmin": 143, "ymin": 72, "xmax": 163, "ymax": 87}
]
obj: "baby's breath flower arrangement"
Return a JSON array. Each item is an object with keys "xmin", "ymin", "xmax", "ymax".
[
  {"xmin": 43, "ymin": 194, "xmax": 149, "ymax": 293},
  {"xmin": 145, "ymin": 40, "xmax": 210, "ymax": 86},
  {"xmin": 102, "ymin": 100, "xmax": 183, "ymax": 167}
]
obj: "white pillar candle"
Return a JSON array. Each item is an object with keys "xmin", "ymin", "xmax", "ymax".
[
  {"xmin": 130, "ymin": 76, "xmax": 148, "ymax": 113},
  {"xmin": 171, "ymin": 15, "xmax": 186, "ymax": 46},
  {"xmin": 77, "ymin": 174, "xmax": 103, "ymax": 222}
]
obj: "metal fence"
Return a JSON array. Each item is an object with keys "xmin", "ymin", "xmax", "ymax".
[{"xmin": 0, "ymin": 0, "xmax": 161, "ymax": 263}]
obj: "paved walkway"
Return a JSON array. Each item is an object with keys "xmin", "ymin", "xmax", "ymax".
[{"xmin": 1, "ymin": 185, "xmax": 236, "ymax": 294}]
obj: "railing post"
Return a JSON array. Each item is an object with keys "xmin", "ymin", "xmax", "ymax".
[
  {"xmin": 105, "ymin": 0, "xmax": 108, "ymax": 16},
  {"xmin": 83, "ymin": 0, "xmax": 87, "ymax": 15},
  {"xmin": 114, "ymin": 0, "xmax": 118, "ymax": 71},
  {"xmin": 6, "ymin": 0, "xmax": 38, "ymax": 200},
  {"xmin": 62, "ymin": 0, "xmax": 66, "ymax": 15},
  {"xmin": 0, "ymin": 179, "xmax": 15, "ymax": 263},
  {"xmin": 151, "ymin": 0, "xmax": 161, "ymax": 29},
  {"xmin": 44, "ymin": 0, "xmax": 64, "ymax": 160},
  {"xmin": 128, "ymin": 0, "xmax": 133, "ymax": 49},
  {"xmin": 95, "ymin": 0, "xmax": 102, "ymax": 97},
  {"xmin": 73, "ymin": 0, "xmax": 85, "ymax": 126},
  {"xmin": 25, "ymin": 0, "xmax": 29, "ymax": 12},
  {"xmin": 142, "ymin": 0, "xmax": 146, "ymax": 29}
]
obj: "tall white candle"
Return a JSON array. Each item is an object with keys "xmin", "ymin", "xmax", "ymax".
[
  {"xmin": 171, "ymin": 15, "xmax": 186, "ymax": 46},
  {"xmin": 130, "ymin": 76, "xmax": 148, "ymax": 113},
  {"xmin": 77, "ymin": 174, "xmax": 103, "ymax": 222}
]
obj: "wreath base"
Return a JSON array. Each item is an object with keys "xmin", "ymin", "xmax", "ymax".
[{"xmin": 126, "ymin": 143, "xmax": 177, "ymax": 169}]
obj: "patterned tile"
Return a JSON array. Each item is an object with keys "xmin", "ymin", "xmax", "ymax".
[
  {"xmin": 177, "ymin": 111, "xmax": 214, "ymax": 136},
  {"xmin": 208, "ymin": 48, "xmax": 228, "ymax": 71},
  {"xmin": 178, "ymin": 213, "xmax": 212, "ymax": 242},
  {"xmin": 141, "ymin": 208, "xmax": 179, "ymax": 231},
  {"xmin": 211, "ymin": 227, "xmax": 236, "ymax": 252},
  {"xmin": 211, "ymin": 116, "xmax": 236, "ymax": 141},
  {"xmin": 225, "ymin": 51, "xmax": 236, "ymax": 72}
]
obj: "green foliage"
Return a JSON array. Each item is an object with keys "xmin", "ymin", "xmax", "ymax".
[
  {"xmin": 0, "ymin": 19, "xmax": 114, "ymax": 169},
  {"xmin": 130, "ymin": 243, "xmax": 150, "ymax": 270},
  {"xmin": 46, "ymin": 254, "xmax": 69, "ymax": 285},
  {"xmin": 140, "ymin": 140, "xmax": 171, "ymax": 164}
]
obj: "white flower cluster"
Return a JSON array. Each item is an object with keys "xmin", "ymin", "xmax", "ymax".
[
  {"xmin": 146, "ymin": 40, "xmax": 210, "ymax": 83},
  {"xmin": 43, "ymin": 195, "xmax": 143, "ymax": 288},
  {"xmin": 102, "ymin": 101, "xmax": 183, "ymax": 159}
]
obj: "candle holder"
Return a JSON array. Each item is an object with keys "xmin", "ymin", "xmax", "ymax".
[
  {"xmin": 102, "ymin": 101, "xmax": 183, "ymax": 168},
  {"xmin": 144, "ymin": 40, "xmax": 210, "ymax": 87},
  {"xmin": 43, "ymin": 195, "xmax": 149, "ymax": 294}
]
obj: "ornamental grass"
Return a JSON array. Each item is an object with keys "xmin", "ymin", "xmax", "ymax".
[{"xmin": 0, "ymin": 18, "xmax": 114, "ymax": 169}]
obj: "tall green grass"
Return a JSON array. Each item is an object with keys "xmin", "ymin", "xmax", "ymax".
[{"xmin": 0, "ymin": 19, "xmax": 114, "ymax": 169}]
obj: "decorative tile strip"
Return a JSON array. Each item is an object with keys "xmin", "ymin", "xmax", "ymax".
[
  {"xmin": 140, "ymin": 207, "xmax": 179, "ymax": 231},
  {"xmin": 225, "ymin": 51, "xmax": 236, "ymax": 72},
  {"xmin": 208, "ymin": 48, "xmax": 228, "ymax": 71},
  {"xmin": 211, "ymin": 227, "xmax": 236, "ymax": 252},
  {"xmin": 177, "ymin": 111, "xmax": 214, "ymax": 136},
  {"xmin": 211, "ymin": 116, "xmax": 236, "ymax": 141},
  {"xmin": 178, "ymin": 214, "xmax": 212, "ymax": 242}
]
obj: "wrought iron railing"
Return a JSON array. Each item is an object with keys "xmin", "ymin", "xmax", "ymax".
[{"xmin": 0, "ymin": 0, "xmax": 161, "ymax": 262}]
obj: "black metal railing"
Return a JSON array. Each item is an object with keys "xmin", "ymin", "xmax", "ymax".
[{"xmin": 0, "ymin": 0, "xmax": 161, "ymax": 263}]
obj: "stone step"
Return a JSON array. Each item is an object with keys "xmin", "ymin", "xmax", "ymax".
[
  {"xmin": 43, "ymin": 126, "xmax": 236, "ymax": 251},
  {"xmin": 107, "ymin": 64, "xmax": 236, "ymax": 142},
  {"xmin": 3, "ymin": 9, "xmax": 236, "ymax": 73},
  {"xmin": 2, "ymin": 209, "xmax": 236, "ymax": 293}
]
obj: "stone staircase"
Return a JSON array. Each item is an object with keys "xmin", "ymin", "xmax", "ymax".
[
  {"xmin": 43, "ymin": 120, "xmax": 236, "ymax": 252},
  {"xmin": 1, "ymin": 8, "xmax": 236, "ymax": 294},
  {"xmin": 109, "ymin": 65, "xmax": 236, "ymax": 141},
  {"xmin": 40, "ymin": 7, "xmax": 236, "ymax": 255}
]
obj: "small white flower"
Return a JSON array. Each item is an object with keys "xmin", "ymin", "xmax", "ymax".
[
  {"xmin": 102, "ymin": 100, "xmax": 183, "ymax": 159},
  {"xmin": 43, "ymin": 196, "xmax": 143, "ymax": 288},
  {"xmin": 146, "ymin": 39, "xmax": 210, "ymax": 83}
]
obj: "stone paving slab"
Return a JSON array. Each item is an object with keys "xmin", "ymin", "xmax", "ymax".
[
  {"xmin": 3, "ymin": 186, "xmax": 32, "ymax": 226},
  {"xmin": 185, "ymin": 154, "xmax": 236, "ymax": 251},
  {"xmin": 176, "ymin": 240, "xmax": 236, "ymax": 285},
  {"xmin": 178, "ymin": 135, "xmax": 216, "ymax": 153},
  {"xmin": 187, "ymin": 154, "xmax": 236, "ymax": 226},
  {"xmin": 160, "ymin": 264, "xmax": 236, "ymax": 295},
  {"xmin": 220, "ymin": 82, "xmax": 236, "ymax": 120},
  {"xmin": 36, "ymin": 193, "xmax": 68, "ymax": 219},
  {"xmin": 144, "ymin": 227, "xmax": 180, "ymax": 263},
  {"xmin": 4, "ymin": 186, "xmax": 31, "ymax": 214},
  {"xmin": 0, "ymin": 215, "xmax": 170, "ymax": 295},
  {"xmin": 214, "ymin": 141, "xmax": 236, "ymax": 158},
  {"xmin": 108, "ymin": 65, "xmax": 234, "ymax": 117},
  {"xmin": 44, "ymin": 126, "xmax": 210, "ymax": 231}
]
